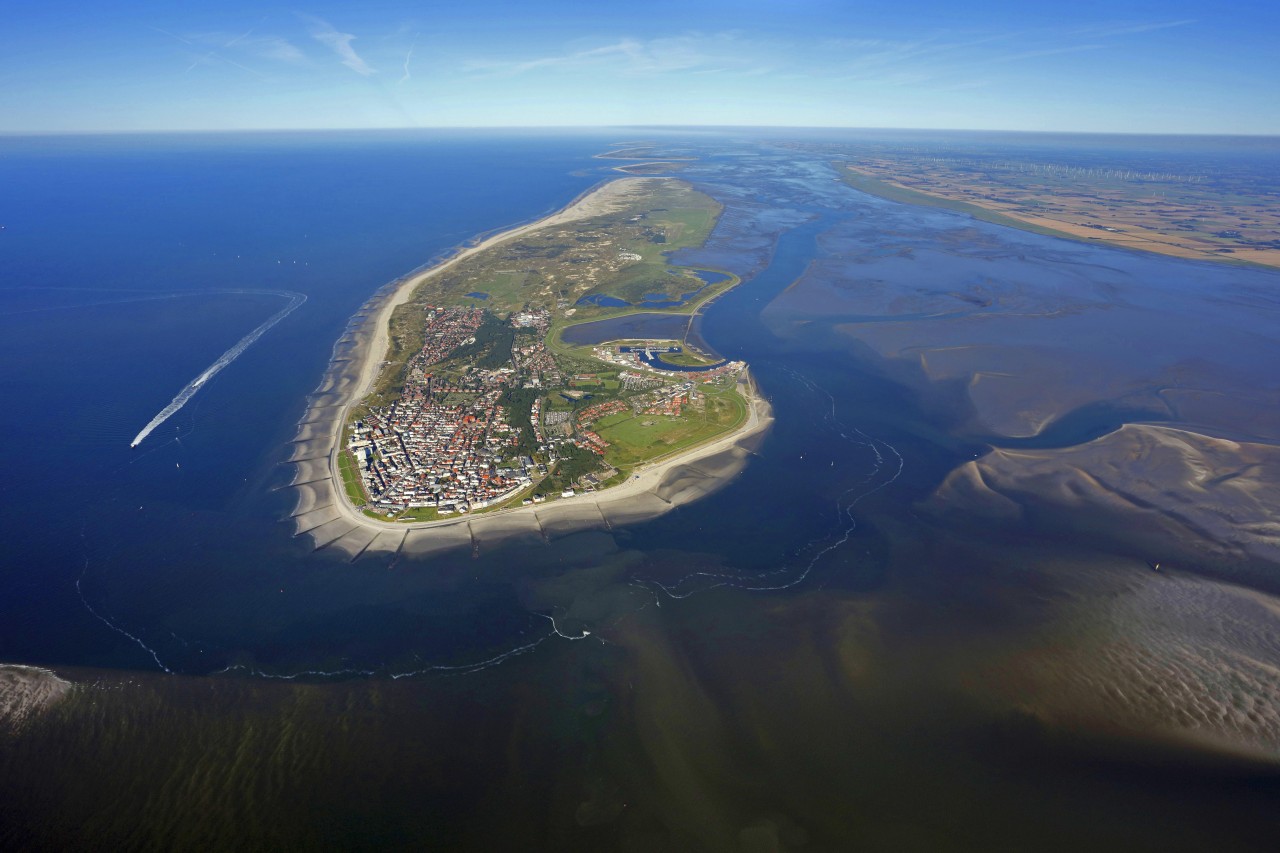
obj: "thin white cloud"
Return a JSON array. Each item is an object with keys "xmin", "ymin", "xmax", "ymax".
[
  {"xmin": 935, "ymin": 78, "xmax": 992, "ymax": 93},
  {"xmin": 871, "ymin": 34, "xmax": 1014, "ymax": 69},
  {"xmin": 458, "ymin": 20, "xmax": 1187, "ymax": 96},
  {"xmin": 980, "ymin": 43, "xmax": 1105, "ymax": 65},
  {"xmin": 248, "ymin": 36, "xmax": 307, "ymax": 64},
  {"xmin": 299, "ymin": 14, "xmax": 376, "ymax": 76},
  {"xmin": 1071, "ymin": 19, "xmax": 1196, "ymax": 38},
  {"xmin": 150, "ymin": 25, "xmax": 195, "ymax": 46},
  {"xmin": 189, "ymin": 31, "xmax": 307, "ymax": 65},
  {"xmin": 152, "ymin": 26, "xmax": 268, "ymax": 78},
  {"xmin": 466, "ymin": 33, "xmax": 745, "ymax": 77},
  {"xmin": 221, "ymin": 28, "xmax": 254, "ymax": 50},
  {"xmin": 822, "ymin": 37, "xmax": 890, "ymax": 51},
  {"xmin": 479, "ymin": 40, "xmax": 643, "ymax": 75},
  {"xmin": 189, "ymin": 53, "xmax": 264, "ymax": 78},
  {"xmin": 823, "ymin": 28, "xmax": 1123, "ymax": 88}
]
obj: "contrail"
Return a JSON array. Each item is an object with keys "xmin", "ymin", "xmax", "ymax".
[
  {"xmin": 399, "ymin": 38, "xmax": 416, "ymax": 84},
  {"xmin": 131, "ymin": 291, "xmax": 306, "ymax": 448}
]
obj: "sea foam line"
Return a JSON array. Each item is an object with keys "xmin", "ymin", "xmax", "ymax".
[
  {"xmin": 209, "ymin": 631, "xmax": 554, "ymax": 682},
  {"xmin": 76, "ymin": 561, "xmax": 173, "ymax": 674},
  {"xmin": 637, "ymin": 367, "xmax": 904, "ymax": 599},
  {"xmin": 130, "ymin": 290, "xmax": 306, "ymax": 447}
]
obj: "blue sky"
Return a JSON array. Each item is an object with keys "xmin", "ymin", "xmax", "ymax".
[{"xmin": 2, "ymin": 0, "xmax": 1276, "ymax": 133}]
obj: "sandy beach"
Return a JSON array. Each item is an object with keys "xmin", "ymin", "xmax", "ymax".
[{"xmin": 286, "ymin": 179, "xmax": 773, "ymax": 558}]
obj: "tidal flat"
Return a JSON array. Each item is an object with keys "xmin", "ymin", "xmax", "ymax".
[{"xmin": 2, "ymin": 130, "xmax": 1279, "ymax": 850}]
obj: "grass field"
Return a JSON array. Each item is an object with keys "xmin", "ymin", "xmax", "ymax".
[
  {"xmin": 337, "ymin": 450, "xmax": 367, "ymax": 506},
  {"xmin": 595, "ymin": 382, "xmax": 747, "ymax": 470},
  {"xmin": 577, "ymin": 200, "xmax": 720, "ymax": 306},
  {"xmin": 397, "ymin": 507, "xmax": 441, "ymax": 522},
  {"xmin": 400, "ymin": 178, "xmax": 723, "ymax": 317},
  {"xmin": 659, "ymin": 348, "xmax": 723, "ymax": 368}
]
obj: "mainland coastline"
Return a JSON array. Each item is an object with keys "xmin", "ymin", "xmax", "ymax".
[
  {"xmin": 836, "ymin": 161, "xmax": 1280, "ymax": 270},
  {"xmin": 285, "ymin": 178, "xmax": 773, "ymax": 559}
]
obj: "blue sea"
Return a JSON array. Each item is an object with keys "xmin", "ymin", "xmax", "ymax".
[
  {"xmin": 2, "ymin": 129, "xmax": 1279, "ymax": 850},
  {"xmin": 0, "ymin": 130, "xmax": 614, "ymax": 670}
]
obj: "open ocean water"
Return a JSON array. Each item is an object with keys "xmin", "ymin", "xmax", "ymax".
[
  {"xmin": 2, "ymin": 129, "xmax": 1279, "ymax": 850},
  {"xmin": 0, "ymin": 130, "xmax": 606, "ymax": 670}
]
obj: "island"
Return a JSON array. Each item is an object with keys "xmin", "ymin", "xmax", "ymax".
[{"xmin": 285, "ymin": 177, "xmax": 772, "ymax": 559}]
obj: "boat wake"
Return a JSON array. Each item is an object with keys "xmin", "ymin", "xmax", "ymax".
[{"xmin": 130, "ymin": 290, "xmax": 306, "ymax": 447}]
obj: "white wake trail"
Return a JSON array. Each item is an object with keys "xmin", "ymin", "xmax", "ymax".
[{"xmin": 130, "ymin": 291, "xmax": 306, "ymax": 447}]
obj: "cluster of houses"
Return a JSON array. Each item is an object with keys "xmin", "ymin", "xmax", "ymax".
[
  {"xmin": 351, "ymin": 307, "xmax": 539, "ymax": 515},
  {"xmin": 635, "ymin": 385, "xmax": 694, "ymax": 417},
  {"xmin": 573, "ymin": 399, "xmax": 629, "ymax": 455},
  {"xmin": 346, "ymin": 305, "xmax": 745, "ymax": 518},
  {"xmin": 414, "ymin": 306, "xmax": 483, "ymax": 368},
  {"xmin": 619, "ymin": 370, "xmax": 668, "ymax": 391},
  {"xmin": 349, "ymin": 390, "xmax": 536, "ymax": 515}
]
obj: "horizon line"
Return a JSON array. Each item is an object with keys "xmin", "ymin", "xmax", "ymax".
[{"xmin": 2, "ymin": 124, "xmax": 1278, "ymax": 140}]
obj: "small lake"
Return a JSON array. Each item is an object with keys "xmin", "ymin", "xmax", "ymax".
[
  {"xmin": 575, "ymin": 294, "xmax": 628, "ymax": 307},
  {"xmin": 560, "ymin": 312, "xmax": 694, "ymax": 345}
]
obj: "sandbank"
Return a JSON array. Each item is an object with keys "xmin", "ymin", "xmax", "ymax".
[
  {"xmin": 0, "ymin": 664, "xmax": 72, "ymax": 728},
  {"xmin": 926, "ymin": 423, "xmax": 1280, "ymax": 571}
]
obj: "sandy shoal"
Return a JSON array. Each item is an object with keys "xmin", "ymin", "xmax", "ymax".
[{"xmin": 1, "ymin": 664, "xmax": 72, "ymax": 727}]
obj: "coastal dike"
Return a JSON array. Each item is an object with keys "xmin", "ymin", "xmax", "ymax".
[{"xmin": 282, "ymin": 179, "xmax": 773, "ymax": 560}]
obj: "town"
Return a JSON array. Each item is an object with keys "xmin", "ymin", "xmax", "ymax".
[{"xmin": 345, "ymin": 305, "xmax": 745, "ymax": 519}]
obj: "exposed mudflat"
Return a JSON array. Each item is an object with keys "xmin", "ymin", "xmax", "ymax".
[{"xmin": 927, "ymin": 424, "xmax": 1280, "ymax": 572}]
